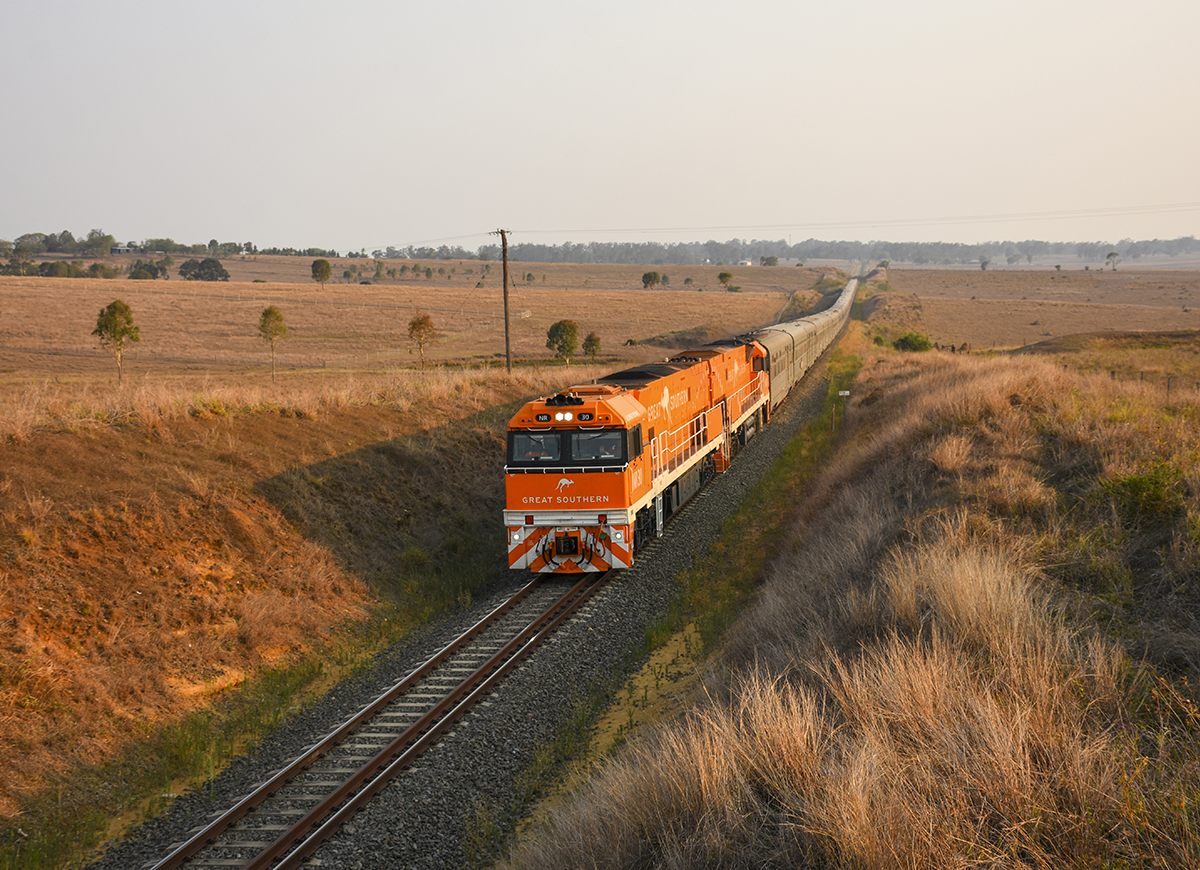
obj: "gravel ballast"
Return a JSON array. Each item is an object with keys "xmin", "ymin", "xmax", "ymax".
[{"xmin": 83, "ymin": 343, "xmax": 838, "ymax": 870}]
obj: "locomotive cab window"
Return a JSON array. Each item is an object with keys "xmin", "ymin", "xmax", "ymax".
[
  {"xmin": 509, "ymin": 432, "xmax": 562, "ymax": 463},
  {"xmin": 570, "ymin": 429, "xmax": 625, "ymax": 464}
]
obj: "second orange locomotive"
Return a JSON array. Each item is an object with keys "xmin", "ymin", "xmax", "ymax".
[{"xmin": 503, "ymin": 278, "xmax": 857, "ymax": 573}]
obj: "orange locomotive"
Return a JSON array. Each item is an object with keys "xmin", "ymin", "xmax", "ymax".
[{"xmin": 504, "ymin": 278, "xmax": 858, "ymax": 573}]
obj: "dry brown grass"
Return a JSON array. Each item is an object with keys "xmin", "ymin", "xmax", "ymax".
[
  {"xmin": 0, "ymin": 362, "xmax": 602, "ymax": 823},
  {"xmin": 0, "ymin": 363, "xmax": 596, "ymax": 443},
  {"xmin": 0, "ymin": 266, "xmax": 806, "ymax": 382},
  {"xmin": 882, "ymin": 268, "xmax": 1200, "ymax": 349},
  {"xmin": 508, "ymin": 334, "xmax": 1200, "ymax": 868}
]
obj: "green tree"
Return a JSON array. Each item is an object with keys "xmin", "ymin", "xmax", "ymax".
[
  {"xmin": 546, "ymin": 319, "xmax": 579, "ymax": 365},
  {"xmin": 15, "ymin": 233, "xmax": 48, "ymax": 254},
  {"xmin": 128, "ymin": 259, "xmax": 164, "ymax": 279},
  {"xmin": 7, "ymin": 244, "xmax": 36, "ymax": 275},
  {"xmin": 87, "ymin": 262, "xmax": 118, "ymax": 279},
  {"xmin": 583, "ymin": 331, "xmax": 601, "ymax": 361},
  {"xmin": 179, "ymin": 257, "xmax": 230, "ymax": 281},
  {"xmin": 38, "ymin": 261, "xmax": 85, "ymax": 278},
  {"xmin": 80, "ymin": 229, "xmax": 117, "ymax": 257},
  {"xmin": 408, "ymin": 309, "xmax": 438, "ymax": 370},
  {"xmin": 311, "ymin": 258, "xmax": 332, "ymax": 287},
  {"xmin": 718, "ymin": 271, "xmax": 733, "ymax": 287},
  {"xmin": 93, "ymin": 300, "xmax": 140, "ymax": 384},
  {"xmin": 258, "ymin": 305, "xmax": 289, "ymax": 382},
  {"xmin": 1106, "ymin": 251, "xmax": 1121, "ymax": 271},
  {"xmin": 642, "ymin": 271, "xmax": 661, "ymax": 289}
]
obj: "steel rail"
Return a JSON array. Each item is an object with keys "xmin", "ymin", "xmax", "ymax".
[
  {"xmin": 149, "ymin": 574, "xmax": 545, "ymax": 870},
  {"xmin": 260, "ymin": 570, "xmax": 611, "ymax": 870}
]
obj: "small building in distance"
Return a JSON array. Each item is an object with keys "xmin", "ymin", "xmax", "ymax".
[{"xmin": 110, "ymin": 246, "xmax": 133, "ymax": 255}]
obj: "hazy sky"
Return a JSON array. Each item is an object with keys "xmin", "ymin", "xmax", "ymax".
[{"xmin": 3, "ymin": 0, "xmax": 1197, "ymax": 253}]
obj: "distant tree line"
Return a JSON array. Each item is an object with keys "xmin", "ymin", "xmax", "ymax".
[
  {"xmin": 473, "ymin": 236, "xmax": 1200, "ymax": 267},
  {"xmin": 7, "ymin": 227, "xmax": 1200, "ymax": 274},
  {"xmin": 370, "ymin": 244, "xmax": 479, "ymax": 260},
  {"xmin": 0, "ymin": 230, "xmax": 339, "ymax": 262},
  {"xmin": 3, "ymin": 229, "xmax": 117, "ymax": 259}
]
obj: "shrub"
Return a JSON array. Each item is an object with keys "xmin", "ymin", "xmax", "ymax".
[{"xmin": 892, "ymin": 332, "xmax": 933, "ymax": 352}]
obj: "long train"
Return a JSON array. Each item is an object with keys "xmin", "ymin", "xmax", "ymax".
[{"xmin": 503, "ymin": 278, "xmax": 858, "ymax": 573}]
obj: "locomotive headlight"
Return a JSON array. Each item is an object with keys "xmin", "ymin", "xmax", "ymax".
[
  {"xmin": 511, "ymin": 530, "xmax": 522, "ymax": 542},
  {"xmin": 564, "ymin": 412, "xmax": 573, "ymax": 421},
  {"xmin": 555, "ymin": 412, "xmax": 564, "ymax": 421},
  {"xmin": 614, "ymin": 531, "xmax": 624, "ymax": 542}
]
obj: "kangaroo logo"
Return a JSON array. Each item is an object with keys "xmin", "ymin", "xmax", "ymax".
[{"xmin": 555, "ymin": 477, "xmax": 574, "ymax": 493}]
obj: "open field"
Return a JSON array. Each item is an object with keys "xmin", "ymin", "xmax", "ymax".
[
  {"xmin": 0, "ymin": 264, "xmax": 821, "ymax": 381},
  {"xmin": 884, "ymin": 268, "xmax": 1200, "ymax": 349}
]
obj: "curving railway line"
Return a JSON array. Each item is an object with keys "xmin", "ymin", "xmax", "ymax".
[{"xmin": 147, "ymin": 572, "xmax": 611, "ymax": 870}]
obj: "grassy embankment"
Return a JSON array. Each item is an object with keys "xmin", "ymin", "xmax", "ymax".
[
  {"xmin": 507, "ymin": 326, "xmax": 1200, "ymax": 868},
  {"xmin": 0, "ymin": 365, "xmax": 602, "ymax": 869}
]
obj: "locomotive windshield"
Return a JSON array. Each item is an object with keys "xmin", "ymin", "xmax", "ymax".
[
  {"xmin": 510, "ymin": 432, "xmax": 561, "ymax": 463},
  {"xmin": 570, "ymin": 430, "xmax": 625, "ymax": 462},
  {"xmin": 507, "ymin": 429, "xmax": 628, "ymax": 467}
]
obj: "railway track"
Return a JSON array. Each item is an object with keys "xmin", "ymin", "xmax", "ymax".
[{"xmin": 147, "ymin": 571, "xmax": 611, "ymax": 870}]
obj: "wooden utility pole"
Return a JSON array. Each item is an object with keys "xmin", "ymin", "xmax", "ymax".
[{"xmin": 494, "ymin": 228, "xmax": 513, "ymax": 373}]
